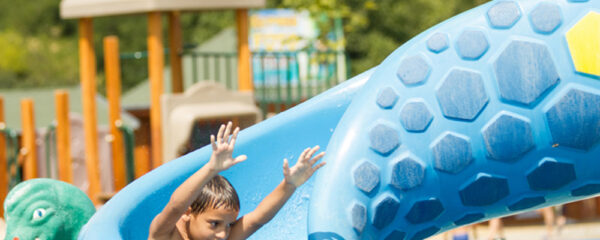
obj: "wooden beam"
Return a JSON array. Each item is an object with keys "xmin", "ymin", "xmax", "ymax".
[
  {"xmin": 54, "ymin": 91, "xmax": 73, "ymax": 183},
  {"xmin": 169, "ymin": 11, "xmax": 184, "ymax": 93},
  {"xmin": 0, "ymin": 96, "xmax": 6, "ymax": 217},
  {"xmin": 236, "ymin": 9, "xmax": 253, "ymax": 92},
  {"xmin": 20, "ymin": 99, "xmax": 37, "ymax": 180},
  {"xmin": 103, "ymin": 36, "xmax": 127, "ymax": 190},
  {"xmin": 78, "ymin": 18, "xmax": 102, "ymax": 204},
  {"xmin": 134, "ymin": 120, "xmax": 151, "ymax": 178},
  {"xmin": 148, "ymin": 12, "xmax": 165, "ymax": 167}
]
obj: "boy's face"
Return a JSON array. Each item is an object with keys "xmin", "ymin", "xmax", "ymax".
[{"xmin": 187, "ymin": 206, "xmax": 240, "ymax": 240}]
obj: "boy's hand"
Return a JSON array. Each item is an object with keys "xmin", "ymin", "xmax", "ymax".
[
  {"xmin": 283, "ymin": 146, "xmax": 326, "ymax": 188},
  {"xmin": 208, "ymin": 122, "xmax": 247, "ymax": 173}
]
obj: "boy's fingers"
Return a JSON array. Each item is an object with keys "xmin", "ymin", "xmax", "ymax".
[
  {"xmin": 223, "ymin": 121, "xmax": 233, "ymax": 142},
  {"xmin": 299, "ymin": 147, "xmax": 310, "ymax": 162},
  {"xmin": 283, "ymin": 158, "xmax": 290, "ymax": 175},
  {"xmin": 210, "ymin": 135, "xmax": 217, "ymax": 150},
  {"xmin": 309, "ymin": 152, "xmax": 326, "ymax": 165},
  {"xmin": 229, "ymin": 127, "xmax": 240, "ymax": 146},
  {"xmin": 234, "ymin": 155, "xmax": 247, "ymax": 164},
  {"xmin": 217, "ymin": 124, "xmax": 225, "ymax": 144},
  {"xmin": 313, "ymin": 162, "xmax": 326, "ymax": 172},
  {"xmin": 306, "ymin": 145, "xmax": 320, "ymax": 160}
]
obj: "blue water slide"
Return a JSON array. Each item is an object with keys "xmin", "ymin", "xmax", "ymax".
[
  {"xmin": 77, "ymin": 68, "xmax": 375, "ymax": 239},
  {"xmin": 309, "ymin": 0, "xmax": 600, "ymax": 239},
  {"xmin": 80, "ymin": 0, "xmax": 600, "ymax": 239}
]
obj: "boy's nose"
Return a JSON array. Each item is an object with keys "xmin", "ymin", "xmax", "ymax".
[{"xmin": 215, "ymin": 230, "xmax": 227, "ymax": 240}]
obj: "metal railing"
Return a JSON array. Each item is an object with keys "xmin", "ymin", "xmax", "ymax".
[
  {"xmin": 183, "ymin": 50, "xmax": 349, "ymax": 116},
  {"xmin": 120, "ymin": 48, "xmax": 349, "ymax": 116},
  {"xmin": 117, "ymin": 123, "xmax": 136, "ymax": 183},
  {"xmin": 45, "ymin": 125, "xmax": 56, "ymax": 178},
  {"xmin": 0, "ymin": 124, "xmax": 21, "ymax": 189},
  {"xmin": 42, "ymin": 123, "xmax": 137, "ymax": 185}
]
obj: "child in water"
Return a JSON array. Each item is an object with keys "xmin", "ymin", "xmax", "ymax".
[{"xmin": 148, "ymin": 122, "xmax": 326, "ymax": 240}]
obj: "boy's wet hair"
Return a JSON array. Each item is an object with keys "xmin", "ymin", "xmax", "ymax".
[{"xmin": 190, "ymin": 175, "xmax": 240, "ymax": 214}]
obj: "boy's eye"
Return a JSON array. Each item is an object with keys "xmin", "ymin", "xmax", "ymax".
[{"xmin": 210, "ymin": 221, "xmax": 218, "ymax": 227}]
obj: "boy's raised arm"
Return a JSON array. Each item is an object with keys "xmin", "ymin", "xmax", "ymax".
[
  {"xmin": 228, "ymin": 146, "xmax": 326, "ymax": 240},
  {"xmin": 148, "ymin": 122, "xmax": 247, "ymax": 239}
]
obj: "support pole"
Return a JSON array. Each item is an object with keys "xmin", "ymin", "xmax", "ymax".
[
  {"xmin": 169, "ymin": 11, "xmax": 184, "ymax": 93},
  {"xmin": 236, "ymin": 9, "xmax": 253, "ymax": 92},
  {"xmin": 104, "ymin": 36, "xmax": 127, "ymax": 190},
  {"xmin": 148, "ymin": 12, "xmax": 164, "ymax": 167},
  {"xmin": 0, "ymin": 96, "xmax": 6, "ymax": 217},
  {"xmin": 79, "ymin": 18, "xmax": 101, "ymax": 204},
  {"xmin": 20, "ymin": 99, "xmax": 37, "ymax": 180},
  {"xmin": 54, "ymin": 91, "xmax": 73, "ymax": 183}
]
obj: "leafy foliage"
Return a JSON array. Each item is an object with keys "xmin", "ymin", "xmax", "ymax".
[{"xmin": 0, "ymin": 0, "xmax": 487, "ymax": 89}]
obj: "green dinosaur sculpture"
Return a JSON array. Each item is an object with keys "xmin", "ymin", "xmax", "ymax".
[{"xmin": 3, "ymin": 178, "xmax": 95, "ymax": 240}]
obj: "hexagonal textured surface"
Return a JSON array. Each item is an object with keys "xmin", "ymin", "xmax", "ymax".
[
  {"xmin": 482, "ymin": 112, "xmax": 535, "ymax": 162},
  {"xmin": 487, "ymin": 1, "xmax": 521, "ymax": 29},
  {"xmin": 369, "ymin": 124, "xmax": 400, "ymax": 156},
  {"xmin": 460, "ymin": 173, "xmax": 509, "ymax": 206},
  {"xmin": 405, "ymin": 198, "xmax": 445, "ymax": 224},
  {"xmin": 427, "ymin": 32, "xmax": 449, "ymax": 53},
  {"xmin": 566, "ymin": 12, "xmax": 600, "ymax": 77},
  {"xmin": 385, "ymin": 231, "xmax": 406, "ymax": 240},
  {"xmin": 353, "ymin": 161, "xmax": 380, "ymax": 194},
  {"xmin": 399, "ymin": 100, "xmax": 433, "ymax": 132},
  {"xmin": 350, "ymin": 203, "xmax": 367, "ymax": 233},
  {"xmin": 508, "ymin": 196, "xmax": 546, "ymax": 211},
  {"xmin": 545, "ymin": 89, "xmax": 600, "ymax": 150},
  {"xmin": 571, "ymin": 184, "xmax": 600, "ymax": 197},
  {"xmin": 410, "ymin": 226, "xmax": 440, "ymax": 240},
  {"xmin": 454, "ymin": 213, "xmax": 485, "ymax": 226},
  {"xmin": 527, "ymin": 158, "xmax": 576, "ymax": 191},
  {"xmin": 456, "ymin": 30, "xmax": 489, "ymax": 60},
  {"xmin": 396, "ymin": 55, "xmax": 431, "ymax": 86},
  {"xmin": 306, "ymin": 2, "xmax": 600, "ymax": 239},
  {"xmin": 529, "ymin": 2, "xmax": 562, "ymax": 34},
  {"xmin": 494, "ymin": 40, "xmax": 559, "ymax": 106},
  {"xmin": 377, "ymin": 87, "xmax": 399, "ymax": 109},
  {"xmin": 390, "ymin": 156, "xmax": 425, "ymax": 190},
  {"xmin": 372, "ymin": 195, "xmax": 400, "ymax": 229},
  {"xmin": 433, "ymin": 132, "xmax": 473, "ymax": 174},
  {"xmin": 437, "ymin": 69, "xmax": 489, "ymax": 121}
]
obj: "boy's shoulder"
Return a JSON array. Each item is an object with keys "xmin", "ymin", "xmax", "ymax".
[{"xmin": 149, "ymin": 218, "xmax": 186, "ymax": 240}]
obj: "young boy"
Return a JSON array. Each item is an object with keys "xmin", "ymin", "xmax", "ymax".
[{"xmin": 148, "ymin": 122, "xmax": 326, "ymax": 240}]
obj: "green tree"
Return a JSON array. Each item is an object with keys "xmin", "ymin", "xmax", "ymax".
[{"xmin": 0, "ymin": 0, "xmax": 489, "ymax": 89}]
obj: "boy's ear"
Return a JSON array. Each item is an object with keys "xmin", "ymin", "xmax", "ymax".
[{"xmin": 181, "ymin": 207, "xmax": 193, "ymax": 221}]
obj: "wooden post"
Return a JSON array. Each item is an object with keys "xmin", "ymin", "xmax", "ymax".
[
  {"xmin": 169, "ymin": 11, "xmax": 184, "ymax": 93},
  {"xmin": 103, "ymin": 36, "xmax": 127, "ymax": 190},
  {"xmin": 20, "ymin": 99, "xmax": 37, "ymax": 180},
  {"xmin": 134, "ymin": 120, "xmax": 152, "ymax": 178},
  {"xmin": 0, "ymin": 96, "xmax": 6, "ymax": 217},
  {"xmin": 79, "ymin": 18, "xmax": 102, "ymax": 204},
  {"xmin": 236, "ymin": 9, "xmax": 253, "ymax": 92},
  {"xmin": 148, "ymin": 12, "xmax": 164, "ymax": 167},
  {"xmin": 54, "ymin": 91, "xmax": 73, "ymax": 183}
]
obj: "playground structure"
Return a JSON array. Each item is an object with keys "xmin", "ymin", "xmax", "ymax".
[
  {"xmin": 0, "ymin": 0, "xmax": 267, "ymax": 210},
  {"xmin": 75, "ymin": 0, "xmax": 600, "ymax": 239},
  {"xmin": 2, "ymin": 0, "xmax": 600, "ymax": 240}
]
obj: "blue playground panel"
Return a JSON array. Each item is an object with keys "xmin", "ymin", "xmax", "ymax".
[{"xmin": 80, "ymin": 0, "xmax": 600, "ymax": 239}]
